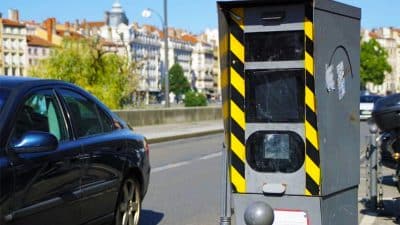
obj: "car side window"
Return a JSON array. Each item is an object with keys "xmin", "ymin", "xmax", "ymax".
[
  {"xmin": 59, "ymin": 89, "xmax": 113, "ymax": 138},
  {"xmin": 12, "ymin": 90, "xmax": 69, "ymax": 142},
  {"xmin": 97, "ymin": 107, "xmax": 114, "ymax": 133}
]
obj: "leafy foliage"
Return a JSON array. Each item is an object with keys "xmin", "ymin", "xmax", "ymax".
[
  {"xmin": 29, "ymin": 37, "xmax": 137, "ymax": 109},
  {"xmin": 168, "ymin": 63, "xmax": 190, "ymax": 96},
  {"xmin": 360, "ymin": 39, "xmax": 392, "ymax": 86},
  {"xmin": 184, "ymin": 91, "xmax": 207, "ymax": 107}
]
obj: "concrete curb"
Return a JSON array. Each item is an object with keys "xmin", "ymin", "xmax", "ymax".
[{"xmin": 147, "ymin": 129, "xmax": 224, "ymax": 144}]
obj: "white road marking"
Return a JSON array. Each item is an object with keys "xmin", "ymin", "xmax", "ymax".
[
  {"xmin": 152, "ymin": 161, "xmax": 191, "ymax": 173},
  {"xmin": 199, "ymin": 152, "xmax": 222, "ymax": 160},
  {"xmin": 152, "ymin": 152, "xmax": 222, "ymax": 173}
]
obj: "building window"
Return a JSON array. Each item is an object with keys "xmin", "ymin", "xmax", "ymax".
[{"xmin": 34, "ymin": 48, "xmax": 38, "ymax": 56}]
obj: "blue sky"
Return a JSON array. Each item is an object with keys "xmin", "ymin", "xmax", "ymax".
[{"xmin": 0, "ymin": 0, "xmax": 398, "ymax": 34}]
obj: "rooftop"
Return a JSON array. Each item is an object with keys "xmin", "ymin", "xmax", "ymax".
[
  {"xmin": 181, "ymin": 34, "xmax": 198, "ymax": 44},
  {"xmin": 1, "ymin": 18, "xmax": 25, "ymax": 28},
  {"xmin": 27, "ymin": 35, "xmax": 55, "ymax": 48},
  {"xmin": 56, "ymin": 29, "xmax": 85, "ymax": 39}
]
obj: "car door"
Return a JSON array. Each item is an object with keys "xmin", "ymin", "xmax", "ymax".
[
  {"xmin": 57, "ymin": 88, "xmax": 126, "ymax": 223},
  {"xmin": 5, "ymin": 89, "xmax": 82, "ymax": 225}
]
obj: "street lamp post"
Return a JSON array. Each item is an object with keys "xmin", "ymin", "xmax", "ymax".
[{"xmin": 142, "ymin": 0, "xmax": 170, "ymax": 107}]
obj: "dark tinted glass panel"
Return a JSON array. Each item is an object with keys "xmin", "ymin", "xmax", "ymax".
[
  {"xmin": 246, "ymin": 131, "xmax": 305, "ymax": 173},
  {"xmin": 60, "ymin": 89, "xmax": 108, "ymax": 138},
  {"xmin": 0, "ymin": 88, "xmax": 10, "ymax": 113},
  {"xmin": 97, "ymin": 107, "xmax": 114, "ymax": 133},
  {"xmin": 246, "ymin": 69, "xmax": 304, "ymax": 122},
  {"xmin": 245, "ymin": 31, "xmax": 304, "ymax": 61},
  {"xmin": 12, "ymin": 90, "xmax": 68, "ymax": 141}
]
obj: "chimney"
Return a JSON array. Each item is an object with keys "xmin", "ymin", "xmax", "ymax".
[
  {"xmin": 105, "ymin": 11, "xmax": 110, "ymax": 26},
  {"xmin": 51, "ymin": 18, "xmax": 56, "ymax": 34},
  {"xmin": 75, "ymin": 19, "xmax": 80, "ymax": 32},
  {"xmin": 8, "ymin": 9, "xmax": 19, "ymax": 21},
  {"xmin": 82, "ymin": 19, "xmax": 89, "ymax": 35},
  {"xmin": 108, "ymin": 26, "xmax": 112, "ymax": 41},
  {"xmin": 65, "ymin": 22, "xmax": 71, "ymax": 36},
  {"xmin": 44, "ymin": 18, "xmax": 56, "ymax": 42}
]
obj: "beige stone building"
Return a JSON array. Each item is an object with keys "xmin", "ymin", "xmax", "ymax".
[
  {"xmin": 26, "ymin": 35, "xmax": 54, "ymax": 68},
  {"xmin": 188, "ymin": 37, "xmax": 215, "ymax": 97},
  {"xmin": 1, "ymin": 10, "xmax": 28, "ymax": 76}
]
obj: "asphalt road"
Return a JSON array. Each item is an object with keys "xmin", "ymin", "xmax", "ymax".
[
  {"xmin": 139, "ymin": 122, "xmax": 400, "ymax": 225},
  {"xmin": 140, "ymin": 134, "xmax": 224, "ymax": 225}
]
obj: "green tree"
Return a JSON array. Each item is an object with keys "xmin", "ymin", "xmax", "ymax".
[
  {"xmin": 30, "ymin": 37, "xmax": 137, "ymax": 109},
  {"xmin": 184, "ymin": 90, "xmax": 207, "ymax": 107},
  {"xmin": 168, "ymin": 63, "xmax": 190, "ymax": 97},
  {"xmin": 360, "ymin": 39, "xmax": 392, "ymax": 86}
]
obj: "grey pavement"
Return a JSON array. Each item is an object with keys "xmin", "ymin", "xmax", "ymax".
[{"xmin": 134, "ymin": 120, "xmax": 224, "ymax": 144}]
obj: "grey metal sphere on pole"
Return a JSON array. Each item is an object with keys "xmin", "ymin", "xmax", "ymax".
[{"xmin": 142, "ymin": 0, "xmax": 170, "ymax": 107}]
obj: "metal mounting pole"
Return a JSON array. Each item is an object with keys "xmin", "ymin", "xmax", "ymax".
[
  {"xmin": 369, "ymin": 123, "xmax": 378, "ymax": 210},
  {"xmin": 220, "ymin": 142, "xmax": 231, "ymax": 225},
  {"xmin": 163, "ymin": 0, "xmax": 170, "ymax": 107}
]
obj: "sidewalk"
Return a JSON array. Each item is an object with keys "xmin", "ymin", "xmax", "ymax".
[{"xmin": 134, "ymin": 120, "xmax": 224, "ymax": 144}]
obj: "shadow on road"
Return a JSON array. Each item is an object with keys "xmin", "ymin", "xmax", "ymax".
[
  {"xmin": 360, "ymin": 199, "xmax": 400, "ymax": 224},
  {"xmin": 140, "ymin": 209, "xmax": 164, "ymax": 225}
]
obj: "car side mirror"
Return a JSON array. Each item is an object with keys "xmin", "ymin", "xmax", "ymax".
[{"xmin": 11, "ymin": 131, "xmax": 58, "ymax": 153}]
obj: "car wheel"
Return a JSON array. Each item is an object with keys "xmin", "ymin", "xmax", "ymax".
[{"xmin": 115, "ymin": 177, "xmax": 141, "ymax": 225}]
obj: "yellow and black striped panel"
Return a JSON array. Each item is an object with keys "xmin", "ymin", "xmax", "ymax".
[
  {"xmin": 229, "ymin": 8, "xmax": 246, "ymax": 193},
  {"xmin": 304, "ymin": 1, "xmax": 321, "ymax": 196}
]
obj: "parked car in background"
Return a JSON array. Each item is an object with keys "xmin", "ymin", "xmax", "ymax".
[
  {"xmin": 360, "ymin": 94, "xmax": 382, "ymax": 120},
  {"xmin": 0, "ymin": 76, "xmax": 150, "ymax": 225}
]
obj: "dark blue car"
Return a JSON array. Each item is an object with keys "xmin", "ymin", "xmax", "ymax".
[{"xmin": 0, "ymin": 76, "xmax": 150, "ymax": 225}]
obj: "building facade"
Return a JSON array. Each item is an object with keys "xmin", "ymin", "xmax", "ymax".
[
  {"xmin": 1, "ymin": 10, "xmax": 28, "ymax": 76},
  {"xmin": 190, "ymin": 40, "xmax": 215, "ymax": 97},
  {"xmin": 98, "ymin": 0, "xmax": 131, "ymax": 59},
  {"xmin": 168, "ymin": 36, "xmax": 193, "ymax": 80},
  {"xmin": 26, "ymin": 35, "xmax": 54, "ymax": 68},
  {"xmin": 198, "ymin": 28, "xmax": 220, "ymax": 99},
  {"xmin": 130, "ymin": 24, "xmax": 162, "ymax": 103}
]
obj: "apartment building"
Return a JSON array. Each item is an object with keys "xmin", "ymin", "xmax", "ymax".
[
  {"xmin": 130, "ymin": 24, "xmax": 162, "ymax": 102},
  {"xmin": 26, "ymin": 35, "xmax": 54, "ymax": 68},
  {"xmin": 188, "ymin": 37, "xmax": 215, "ymax": 97},
  {"xmin": 168, "ymin": 35, "xmax": 193, "ymax": 80},
  {"xmin": 1, "ymin": 9, "xmax": 28, "ymax": 76}
]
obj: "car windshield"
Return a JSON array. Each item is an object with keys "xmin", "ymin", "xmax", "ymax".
[
  {"xmin": 0, "ymin": 88, "xmax": 10, "ymax": 113},
  {"xmin": 360, "ymin": 95, "xmax": 381, "ymax": 103}
]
